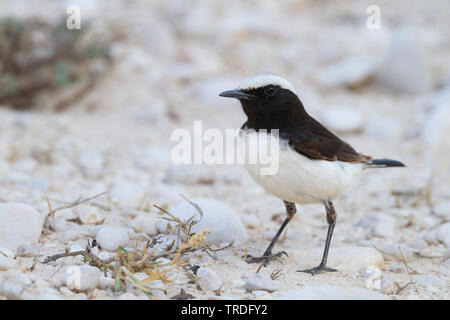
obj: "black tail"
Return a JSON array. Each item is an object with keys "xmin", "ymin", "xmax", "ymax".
[{"xmin": 364, "ymin": 159, "xmax": 405, "ymax": 169}]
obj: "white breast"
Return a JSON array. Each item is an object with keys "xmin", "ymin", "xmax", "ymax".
[{"xmin": 240, "ymin": 129, "xmax": 363, "ymax": 204}]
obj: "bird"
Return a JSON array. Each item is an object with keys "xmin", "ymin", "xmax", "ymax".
[{"xmin": 219, "ymin": 74, "xmax": 405, "ymax": 275}]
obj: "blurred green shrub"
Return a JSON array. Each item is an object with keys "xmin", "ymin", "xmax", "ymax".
[{"xmin": 0, "ymin": 17, "xmax": 114, "ymax": 110}]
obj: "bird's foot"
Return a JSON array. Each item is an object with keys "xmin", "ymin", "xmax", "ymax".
[
  {"xmin": 297, "ymin": 264, "xmax": 338, "ymax": 276},
  {"xmin": 245, "ymin": 251, "xmax": 288, "ymax": 267}
]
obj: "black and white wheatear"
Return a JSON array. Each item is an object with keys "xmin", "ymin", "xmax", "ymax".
[{"xmin": 219, "ymin": 74, "xmax": 405, "ymax": 275}]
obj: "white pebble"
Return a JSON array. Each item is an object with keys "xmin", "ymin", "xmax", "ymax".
[
  {"xmin": 196, "ymin": 267, "xmax": 222, "ymax": 291},
  {"xmin": 380, "ymin": 276, "xmax": 402, "ymax": 295},
  {"xmin": 127, "ymin": 215, "xmax": 159, "ymax": 235},
  {"xmin": 279, "ymin": 285, "xmax": 388, "ymax": 300},
  {"xmin": 76, "ymin": 205, "xmax": 105, "ymax": 225},
  {"xmin": 109, "ymin": 182, "xmax": 146, "ymax": 208},
  {"xmin": 245, "ymin": 273, "xmax": 279, "ymax": 292},
  {"xmin": 77, "ymin": 150, "xmax": 104, "ymax": 177},
  {"xmin": 435, "ymin": 223, "xmax": 450, "ymax": 247},
  {"xmin": 63, "ymin": 265, "xmax": 102, "ymax": 292},
  {"xmin": 0, "ymin": 202, "xmax": 43, "ymax": 251},
  {"xmin": 372, "ymin": 221, "xmax": 396, "ymax": 238},
  {"xmin": 162, "ymin": 198, "xmax": 247, "ymax": 245},
  {"xmin": 0, "ymin": 255, "xmax": 17, "ymax": 270},
  {"xmin": 372, "ymin": 244, "xmax": 415, "ymax": 262},
  {"xmin": 0, "ymin": 247, "xmax": 15, "ymax": 258},
  {"xmin": 320, "ymin": 106, "xmax": 364, "ymax": 133},
  {"xmin": 252, "ymin": 290, "xmax": 272, "ymax": 300},
  {"xmin": 0, "ymin": 281, "xmax": 23, "ymax": 299},
  {"xmin": 96, "ymin": 226, "xmax": 130, "ymax": 251}
]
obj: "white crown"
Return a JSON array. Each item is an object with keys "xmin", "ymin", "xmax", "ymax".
[{"xmin": 238, "ymin": 74, "xmax": 296, "ymax": 94}]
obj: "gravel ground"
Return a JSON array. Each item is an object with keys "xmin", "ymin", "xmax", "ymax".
[{"xmin": 0, "ymin": 0, "xmax": 449, "ymax": 300}]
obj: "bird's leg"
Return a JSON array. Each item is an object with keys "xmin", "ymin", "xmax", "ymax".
[
  {"xmin": 297, "ymin": 200, "xmax": 338, "ymax": 275},
  {"xmin": 246, "ymin": 201, "xmax": 296, "ymax": 266}
]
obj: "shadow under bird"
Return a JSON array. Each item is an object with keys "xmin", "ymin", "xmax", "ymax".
[{"xmin": 219, "ymin": 74, "xmax": 405, "ymax": 275}]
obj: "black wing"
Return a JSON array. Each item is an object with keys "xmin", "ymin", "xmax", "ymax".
[{"xmin": 286, "ymin": 116, "xmax": 371, "ymax": 163}]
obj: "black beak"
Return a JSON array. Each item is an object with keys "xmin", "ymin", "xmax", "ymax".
[{"xmin": 219, "ymin": 89, "xmax": 256, "ymax": 101}]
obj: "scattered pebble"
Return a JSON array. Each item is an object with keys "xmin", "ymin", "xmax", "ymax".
[
  {"xmin": 413, "ymin": 275, "xmax": 447, "ymax": 288},
  {"xmin": 117, "ymin": 292, "xmax": 143, "ymax": 300},
  {"xmin": 369, "ymin": 244, "xmax": 415, "ymax": 263},
  {"xmin": 0, "ymin": 247, "xmax": 15, "ymax": 258},
  {"xmin": 380, "ymin": 276, "xmax": 402, "ymax": 295},
  {"xmin": 127, "ymin": 214, "xmax": 159, "ymax": 235},
  {"xmin": 77, "ymin": 150, "xmax": 104, "ymax": 177},
  {"xmin": 76, "ymin": 204, "xmax": 105, "ymax": 225},
  {"xmin": 96, "ymin": 226, "xmax": 130, "ymax": 251},
  {"xmin": 316, "ymin": 56, "xmax": 378, "ymax": 89},
  {"xmin": 63, "ymin": 265, "xmax": 102, "ymax": 292},
  {"xmin": 162, "ymin": 198, "xmax": 247, "ymax": 245},
  {"xmin": 245, "ymin": 273, "xmax": 279, "ymax": 292},
  {"xmin": 109, "ymin": 182, "xmax": 146, "ymax": 208},
  {"xmin": 0, "ymin": 281, "xmax": 24, "ymax": 299},
  {"xmin": 279, "ymin": 285, "xmax": 388, "ymax": 300},
  {"xmin": 435, "ymin": 223, "xmax": 450, "ymax": 247},
  {"xmin": 0, "ymin": 202, "xmax": 43, "ymax": 251},
  {"xmin": 0, "ymin": 255, "xmax": 17, "ymax": 270},
  {"xmin": 320, "ymin": 106, "xmax": 364, "ymax": 133},
  {"xmin": 377, "ymin": 27, "xmax": 431, "ymax": 94},
  {"xmin": 196, "ymin": 267, "xmax": 222, "ymax": 291},
  {"xmin": 251, "ymin": 290, "xmax": 272, "ymax": 300}
]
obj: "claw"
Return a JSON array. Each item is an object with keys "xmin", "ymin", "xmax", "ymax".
[{"xmin": 296, "ymin": 265, "xmax": 338, "ymax": 276}]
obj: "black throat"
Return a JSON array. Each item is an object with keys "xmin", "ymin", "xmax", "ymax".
[{"xmin": 240, "ymin": 88, "xmax": 309, "ymax": 132}]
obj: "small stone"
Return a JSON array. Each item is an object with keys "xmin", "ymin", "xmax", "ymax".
[
  {"xmin": 252, "ymin": 290, "xmax": 272, "ymax": 300},
  {"xmin": 98, "ymin": 276, "xmax": 115, "ymax": 290},
  {"xmin": 0, "ymin": 202, "xmax": 43, "ymax": 251},
  {"xmin": 127, "ymin": 215, "xmax": 159, "ymax": 235},
  {"xmin": 0, "ymin": 255, "xmax": 17, "ymax": 270},
  {"xmin": 69, "ymin": 244, "xmax": 85, "ymax": 253},
  {"xmin": 373, "ymin": 244, "xmax": 415, "ymax": 262},
  {"xmin": 240, "ymin": 214, "xmax": 260, "ymax": 229},
  {"xmin": 161, "ymin": 198, "xmax": 247, "ymax": 245},
  {"xmin": 77, "ymin": 150, "xmax": 104, "ymax": 177},
  {"xmin": 231, "ymin": 279, "xmax": 245, "ymax": 288},
  {"xmin": 0, "ymin": 281, "xmax": 23, "ymax": 299},
  {"xmin": 316, "ymin": 56, "xmax": 378, "ymax": 89},
  {"xmin": 435, "ymin": 223, "xmax": 450, "ymax": 247},
  {"xmin": 0, "ymin": 247, "xmax": 15, "ymax": 258},
  {"xmin": 372, "ymin": 221, "xmax": 396, "ymax": 238},
  {"xmin": 96, "ymin": 226, "xmax": 130, "ymax": 251},
  {"xmin": 196, "ymin": 267, "xmax": 222, "ymax": 291},
  {"xmin": 419, "ymin": 246, "xmax": 446, "ymax": 258},
  {"xmin": 63, "ymin": 265, "xmax": 102, "ymax": 292},
  {"xmin": 109, "ymin": 182, "xmax": 146, "ymax": 208},
  {"xmin": 413, "ymin": 275, "xmax": 446, "ymax": 288},
  {"xmin": 433, "ymin": 202, "xmax": 450, "ymax": 220},
  {"xmin": 388, "ymin": 264, "xmax": 405, "ymax": 273},
  {"xmin": 406, "ymin": 238, "xmax": 428, "ymax": 251},
  {"xmin": 245, "ymin": 273, "xmax": 279, "ymax": 292},
  {"xmin": 320, "ymin": 106, "xmax": 364, "ymax": 133},
  {"xmin": 376, "ymin": 27, "xmax": 431, "ymax": 94},
  {"xmin": 380, "ymin": 276, "xmax": 402, "ymax": 295},
  {"xmin": 76, "ymin": 205, "xmax": 105, "ymax": 225},
  {"xmin": 117, "ymin": 292, "xmax": 142, "ymax": 300},
  {"xmin": 59, "ymin": 229, "xmax": 78, "ymax": 242},
  {"xmin": 279, "ymin": 285, "xmax": 388, "ymax": 300}
]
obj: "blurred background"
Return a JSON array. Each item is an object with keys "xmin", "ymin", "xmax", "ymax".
[
  {"xmin": 0, "ymin": 0, "xmax": 449, "ymax": 299},
  {"xmin": 0, "ymin": 0, "xmax": 448, "ymax": 201}
]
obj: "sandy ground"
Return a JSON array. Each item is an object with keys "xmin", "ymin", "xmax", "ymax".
[{"xmin": 0, "ymin": 0, "xmax": 449, "ymax": 300}]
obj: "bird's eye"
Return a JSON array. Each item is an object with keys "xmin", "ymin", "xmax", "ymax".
[{"xmin": 264, "ymin": 86, "xmax": 277, "ymax": 97}]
